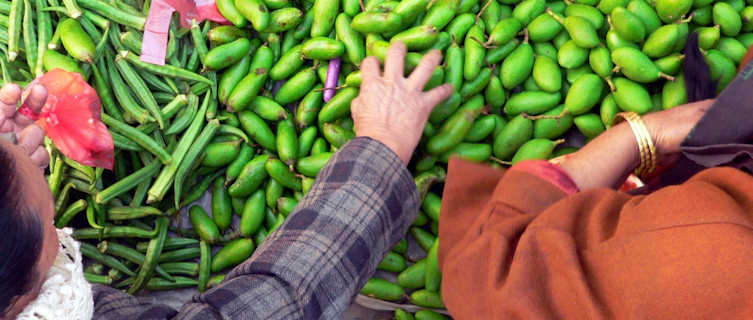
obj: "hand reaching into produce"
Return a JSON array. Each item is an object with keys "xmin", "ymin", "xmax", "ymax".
[
  {"xmin": 0, "ymin": 83, "xmax": 50, "ymax": 168},
  {"xmin": 352, "ymin": 41, "xmax": 454, "ymax": 165}
]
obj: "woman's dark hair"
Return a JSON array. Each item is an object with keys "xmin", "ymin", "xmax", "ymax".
[
  {"xmin": 683, "ymin": 32, "xmax": 717, "ymax": 102},
  {"xmin": 0, "ymin": 146, "xmax": 44, "ymax": 316}
]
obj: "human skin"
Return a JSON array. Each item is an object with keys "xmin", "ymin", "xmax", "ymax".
[{"xmin": 0, "ymin": 83, "xmax": 58, "ymax": 318}]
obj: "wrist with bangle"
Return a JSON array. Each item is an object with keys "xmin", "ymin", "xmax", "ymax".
[{"xmin": 614, "ymin": 112, "xmax": 657, "ymax": 178}]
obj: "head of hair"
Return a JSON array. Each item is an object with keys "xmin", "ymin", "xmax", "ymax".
[
  {"xmin": 683, "ymin": 32, "xmax": 717, "ymax": 102},
  {"xmin": 0, "ymin": 145, "xmax": 44, "ymax": 317}
]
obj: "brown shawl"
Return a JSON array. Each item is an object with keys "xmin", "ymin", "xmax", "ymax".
[{"xmin": 439, "ymin": 158, "xmax": 753, "ymax": 319}]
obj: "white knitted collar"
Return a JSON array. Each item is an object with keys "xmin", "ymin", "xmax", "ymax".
[{"xmin": 16, "ymin": 228, "xmax": 93, "ymax": 320}]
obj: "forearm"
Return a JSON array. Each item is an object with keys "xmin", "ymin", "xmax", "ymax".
[
  {"xmin": 559, "ymin": 122, "xmax": 641, "ymax": 191},
  {"xmin": 92, "ymin": 138, "xmax": 419, "ymax": 320},
  {"xmin": 195, "ymin": 137, "xmax": 420, "ymax": 319}
]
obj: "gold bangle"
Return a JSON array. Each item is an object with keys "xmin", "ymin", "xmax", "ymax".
[{"xmin": 613, "ymin": 112, "xmax": 657, "ymax": 177}]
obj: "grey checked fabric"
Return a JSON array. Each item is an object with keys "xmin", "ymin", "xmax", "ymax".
[{"xmin": 90, "ymin": 137, "xmax": 420, "ymax": 319}]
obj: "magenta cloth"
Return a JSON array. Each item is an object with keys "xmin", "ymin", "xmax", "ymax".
[{"xmin": 141, "ymin": 0, "xmax": 229, "ymax": 65}]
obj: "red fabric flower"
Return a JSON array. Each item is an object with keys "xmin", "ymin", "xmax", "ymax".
[{"xmin": 21, "ymin": 69, "xmax": 114, "ymax": 169}]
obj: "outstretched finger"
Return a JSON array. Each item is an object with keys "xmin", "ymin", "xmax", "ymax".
[
  {"xmin": 421, "ymin": 84, "xmax": 454, "ymax": 114},
  {"xmin": 407, "ymin": 50, "xmax": 443, "ymax": 91},
  {"xmin": 361, "ymin": 56, "xmax": 381, "ymax": 81},
  {"xmin": 15, "ymin": 84, "xmax": 47, "ymax": 128},
  {"xmin": 383, "ymin": 41, "xmax": 406, "ymax": 80}
]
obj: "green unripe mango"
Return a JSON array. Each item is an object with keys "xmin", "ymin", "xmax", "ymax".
[
  {"xmin": 727, "ymin": 0, "xmax": 745, "ymax": 12},
  {"xmin": 512, "ymin": 0, "xmax": 546, "ymax": 25},
  {"xmin": 589, "ymin": 46, "xmax": 614, "ymax": 78},
  {"xmin": 534, "ymin": 105, "xmax": 574, "ymax": 139},
  {"xmin": 574, "ymin": 113, "xmax": 606, "ymax": 139},
  {"xmin": 705, "ymin": 49, "xmax": 737, "ymax": 92},
  {"xmin": 611, "ymin": 7, "xmax": 646, "ymax": 43},
  {"xmin": 524, "ymin": 75, "xmax": 542, "ymax": 91},
  {"xmin": 612, "ymin": 77, "xmax": 653, "ymax": 114},
  {"xmin": 511, "ymin": 138, "xmax": 563, "ymax": 164},
  {"xmin": 698, "ymin": 25, "xmax": 722, "ymax": 49},
  {"xmin": 606, "ymin": 28, "xmax": 640, "ymax": 50},
  {"xmin": 566, "ymin": 64, "xmax": 593, "ymax": 83},
  {"xmin": 662, "ymin": 73, "xmax": 688, "ymax": 109},
  {"xmin": 487, "ymin": 18, "xmax": 522, "ymax": 45},
  {"xmin": 500, "ymin": 42, "xmax": 534, "ymax": 88},
  {"xmin": 611, "ymin": 47, "xmax": 669, "ymax": 83},
  {"xmin": 655, "ymin": 53, "xmax": 685, "ymax": 75},
  {"xmin": 565, "ymin": 4, "xmax": 605, "ymax": 30},
  {"xmin": 528, "ymin": 13, "xmax": 563, "ymax": 42},
  {"xmin": 693, "ymin": 6, "xmax": 713, "ymax": 25},
  {"xmin": 628, "ymin": 0, "xmax": 662, "ymax": 33},
  {"xmin": 742, "ymin": 6, "xmax": 753, "ymax": 31},
  {"xmin": 533, "ymin": 42, "xmax": 558, "ymax": 60},
  {"xmin": 714, "ymin": 2, "xmax": 742, "ymax": 36},
  {"xmin": 438, "ymin": 143, "xmax": 492, "ymax": 162},
  {"xmin": 600, "ymin": 93, "xmax": 620, "ymax": 128},
  {"xmin": 558, "ymin": 40, "xmax": 589, "ymax": 68},
  {"xmin": 642, "ymin": 24, "xmax": 680, "ymax": 58},
  {"xmin": 549, "ymin": 11, "xmax": 601, "ymax": 48},
  {"xmin": 493, "ymin": 115, "xmax": 533, "ymax": 160},
  {"xmin": 504, "ymin": 91, "xmax": 561, "ymax": 115},
  {"xmin": 673, "ymin": 22, "xmax": 690, "ymax": 52},
  {"xmin": 485, "ymin": 77, "xmax": 507, "ymax": 114},
  {"xmin": 598, "ymin": 0, "xmax": 629, "ymax": 14},
  {"xmin": 532, "ymin": 55, "xmax": 562, "ymax": 92},
  {"xmin": 564, "ymin": 73, "xmax": 604, "ymax": 115},
  {"xmin": 656, "ymin": 0, "xmax": 693, "ymax": 22},
  {"xmin": 737, "ymin": 32, "xmax": 753, "ymax": 47},
  {"xmin": 548, "ymin": 1, "xmax": 566, "ymax": 14},
  {"xmin": 717, "ymin": 37, "xmax": 747, "ymax": 63}
]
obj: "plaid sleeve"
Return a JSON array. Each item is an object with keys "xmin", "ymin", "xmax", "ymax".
[{"xmin": 92, "ymin": 137, "xmax": 420, "ymax": 320}]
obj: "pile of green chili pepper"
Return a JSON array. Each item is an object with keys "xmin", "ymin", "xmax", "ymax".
[{"xmin": 0, "ymin": 0, "xmax": 740, "ymax": 310}]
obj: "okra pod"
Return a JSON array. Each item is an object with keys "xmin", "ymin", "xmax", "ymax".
[
  {"xmin": 7, "ymin": 0, "xmax": 22, "ymax": 61},
  {"xmin": 114, "ymin": 57, "xmax": 166, "ymax": 129},
  {"xmin": 159, "ymin": 262, "xmax": 199, "ymax": 277},
  {"xmin": 101, "ymin": 115, "xmax": 171, "ymax": 164},
  {"xmin": 21, "ymin": 0, "xmax": 36, "ymax": 72},
  {"xmin": 106, "ymin": 52, "xmax": 153, "ymax": 124},
  {"xmin": 172, "ymin": 119, "xmax": 220, "ymax": 209},
  {"xmin": 106, "ymin": 206, "xmax": 163, "ymax": 220},
  {"xmin": 147, "ymin": 91, "xmax": 211, "ymax": 203},
  {"xmin": 62, "ymin": 0, "xmax": 81, "ymax": 18},
  {"xmin": 80, "ymin": 243, "xmax": 136, "ymax": 277},
  {"xmin": 54, "ymin": 199, "xmax": 87, "ymax": 228},
  {"xmin": 137, "ymin": 237, "xmax": 199, "ymax": 252},
  {"xmin": 156, "ymin": 247, "xmax": 201, "ymax": 263},
  {"xmin": 77, "ymin": 0, "xmax": 145, "ymax": 30},
  {"xmin": 120, "ymin": 51, "xmax": 211, "ymax": 84},
  {"xmin": 127, "ymin": 216, "xmax": 168, "ymax": 294},
  {"xmin": 95, "ymin": 159, "xmax": 161, "ymax": 204},
  {"xmin": 97, "ymin": 241, "xmax": 174, "ymax": 281}
]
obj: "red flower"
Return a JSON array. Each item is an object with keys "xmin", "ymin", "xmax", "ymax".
[{"xmin": 25, "ymin": 69, "xmax": 114, "ymax": 169}]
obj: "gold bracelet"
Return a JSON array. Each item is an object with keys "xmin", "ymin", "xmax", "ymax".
[{"xmin": 613, "ymin": 112, "xmax": 657, "ymax": 177}]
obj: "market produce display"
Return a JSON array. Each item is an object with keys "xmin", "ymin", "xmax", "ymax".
[{"xmin": 0, "ymin": 0, "xmax": 742, "ymax": 314}]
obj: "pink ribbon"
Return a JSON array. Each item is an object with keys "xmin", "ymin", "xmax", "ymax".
[{"xmin": 141, "ymin": 0, "xmax": 229, "ymax": 65}]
